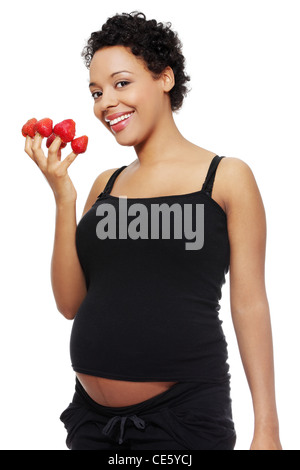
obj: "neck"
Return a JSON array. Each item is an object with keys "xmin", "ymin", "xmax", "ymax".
[{"xmin": 133, "ymin": 110, "xmax": 188, "ymax": 167}]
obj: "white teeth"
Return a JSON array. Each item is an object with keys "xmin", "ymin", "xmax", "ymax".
[{"xmin": 108, "ymin": 112, "xmax": 133, "ymax": 126}]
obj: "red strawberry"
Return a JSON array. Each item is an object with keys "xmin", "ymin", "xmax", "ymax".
[
  {"xmin": 71, "ymin": 136, "xmax": 88, "ymax": 154},
  {"xmin": 53, "ymin": 119, "xmax": 76, "ymax": 143},
  {"xmin": 34, "ymin": 118, "xmax": 53, "ymax": 137},
  {"xmin": 46, "ymin": 133, "xmax": 67, "ymax": 150},
  {"xmin": 22, "ymin": 118, "xmax": 37, "ymax": 138}
]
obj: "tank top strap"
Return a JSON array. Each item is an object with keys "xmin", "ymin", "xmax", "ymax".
[
  {"xmin": 97, "ymin": 165, "xmax": 128, "ymax": 198},
  {"xmin": 201, "ymin": 155, "xmax": 225, "ymax": 197}
]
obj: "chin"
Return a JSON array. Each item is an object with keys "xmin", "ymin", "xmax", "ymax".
[{"xmin": 114, "ymin": 131, "xmax": 145, "ymax": 148}]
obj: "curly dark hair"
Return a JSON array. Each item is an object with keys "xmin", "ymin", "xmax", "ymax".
[{"xmin": 81, "ymin": 11, "xmax": 190, "ymax": 112}]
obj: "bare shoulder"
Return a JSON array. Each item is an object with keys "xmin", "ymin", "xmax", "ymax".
[
  {"xmin": 221, "ymin": 156, "xmax": 267, "ymax": 265},
  {"xmin": 80, "ymin": 167, "xmax": 119, "ymax": 218},
  {"xmin": 219, "ymin": 156, "xmax": 255, "ymax": 184},
  {"xmin": 218, "ymin": 157, "xmax": 261, "ymax": 213},
  {"xmin": 96, "ymin": 167, "xmax": 120, "ymax": 188}
]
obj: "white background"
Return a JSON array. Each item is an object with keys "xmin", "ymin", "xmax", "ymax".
[{"xmin": 1, "ymin": 0, "xmax": 299, "ymax": 450}]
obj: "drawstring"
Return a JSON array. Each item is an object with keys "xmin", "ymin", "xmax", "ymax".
[{"xmin": 102, "ymin": 414, "xmax": 146, "ymax": 445}]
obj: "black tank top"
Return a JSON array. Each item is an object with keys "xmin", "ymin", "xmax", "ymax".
[{"xmin": 70, "ymin": 155, "xmax": 230, "ymax": 382}]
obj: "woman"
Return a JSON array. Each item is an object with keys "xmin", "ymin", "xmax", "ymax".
[{"xmin": 24, "ymin": 12, "xmax": 281, "ymax": 450}]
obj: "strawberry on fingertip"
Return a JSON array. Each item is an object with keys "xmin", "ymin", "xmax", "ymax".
[
  {"xmin": 22, "ymin": 116, "xmax": 89, "ymax": 156},
  {"xmin": 53, "ymin": 119, "xmax": 76, "ymax": 143},
  {"xmin": 34, "ymin": 118, "xmax": 53, "ymax": 137},
  {"xmin": 46, "ymin": 133, "xmax": 67, "ymax": 150},
  {"xmin": 22, "ymin": 118, "xmax": 37, "ymax": 138},
  {"xmin": 71, "ymin": 136, "xmax": 88, "ymax": 154}
]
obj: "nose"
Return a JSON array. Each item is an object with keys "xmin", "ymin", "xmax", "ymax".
[{"xmin": 98, "ymin": 87, "xmax": 119, "ymax": 113}]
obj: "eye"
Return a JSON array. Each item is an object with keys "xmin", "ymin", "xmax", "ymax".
[
  {"xmin": 116, "ymin": 80, "xmax": 130, "ymax": 88},
  {"xmin": 91, "ymin": 91, "xmax": 102, "ymax": 100}
]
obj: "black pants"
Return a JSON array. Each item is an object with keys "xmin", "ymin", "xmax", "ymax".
[{"xmin": 60, "ymin": 378, "xmax": 236, "ymax": 450}]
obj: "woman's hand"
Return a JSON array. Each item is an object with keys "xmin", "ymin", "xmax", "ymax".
[{"xmin": 24, "ymin": 133, "xmax": 79, "ymax": 204}]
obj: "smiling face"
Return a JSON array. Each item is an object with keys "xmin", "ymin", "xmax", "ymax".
[{"xmin": 89, "ymin": 46, "xmax": 174, "ymax": 147}]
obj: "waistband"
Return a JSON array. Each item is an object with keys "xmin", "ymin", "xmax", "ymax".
[{"xmin": 74, "ymin": 377, "xmax": 231, "ymax": 418}]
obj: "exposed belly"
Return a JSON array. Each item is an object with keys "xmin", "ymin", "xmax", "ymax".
[{"xmin": 76, "ymin": 372, "xmax": 178, "ymax": 407}]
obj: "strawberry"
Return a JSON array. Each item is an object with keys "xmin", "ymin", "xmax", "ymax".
[
  {"xmin": 22, "ymin": 118, "xmax": 37, "ymax": 138},
  {"xmin": 53, "ymin": 119, "xmax": 76, "ymax": 143},
  {"xmin": 34, "ymin": 118, "xmax": 53, "ymax": 137},
  {"xmin": 71, "ymin": 136, "xmax": 88, "ymax": 154},
  {"xmin": 46, "ymin": 133, "xmax": 67, "ymax": 150}
]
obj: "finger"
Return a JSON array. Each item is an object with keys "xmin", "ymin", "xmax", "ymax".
[
  {"xmin": 48, "ymin": 136, "xmax": 63, "ymax": 165},
  {"xmin": 32, "ymin": 132, "xmax": 43, "ymax": 151},
  {"xmin": 24, "ymin": 135, "xmax": 34, "ymax": 159},
  {"xmin": 31, "ymin": 133, "xmax": 47, "ymax": 170},
  {"xmin": 60, "ymin": 151, "xmax": 79, "ymax": 172}
]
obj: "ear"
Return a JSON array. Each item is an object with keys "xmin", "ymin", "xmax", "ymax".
[{"xmin": 161, "ymin": 66, "xmax": 175, "ymax": 92}]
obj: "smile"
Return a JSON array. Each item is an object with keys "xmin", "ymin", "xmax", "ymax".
[
  {"xmin": 105, "ymin": 111, "xmax": 135, "ymax": 133},
  {"xmin": 105, "ymin": 112, "xmax": 135, "ymax": 126}
]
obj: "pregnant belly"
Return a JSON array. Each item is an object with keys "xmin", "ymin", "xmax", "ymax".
[{"xmin": 76, "ymin": 372, "xmax": 178, "ymax": 407}]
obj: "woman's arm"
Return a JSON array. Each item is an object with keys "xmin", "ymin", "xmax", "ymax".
[
  {"xmin": 51, "ymin": 168, "xmax": 118, "ymax": 319},
  {"xmin": 25, "ymin": 133, "xmax": 116, "ymax": 320},
  {"xmin": 223, "ymin": 157, "xmax": 282, "ymax": 450},
  {"xmin": 51, "ymin": 199, "xmax": 87, "ymax": 319},
  {"xmin": 25, "ymin": 133, "xmax": 87, "ymax": 319}
]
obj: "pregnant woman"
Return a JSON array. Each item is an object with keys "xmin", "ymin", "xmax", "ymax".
[{"xmin": 24, "ymin": 12, "xmax": 281, "ymax": 450}]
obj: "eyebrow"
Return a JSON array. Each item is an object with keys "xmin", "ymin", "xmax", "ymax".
[{"xmin": 89, "ymin": 70, "xmax": 133, "ymax": 88}]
